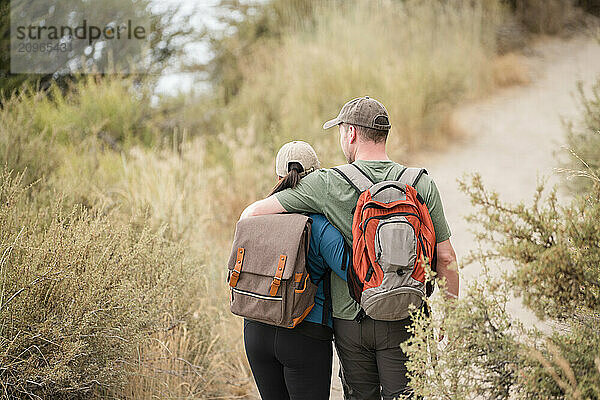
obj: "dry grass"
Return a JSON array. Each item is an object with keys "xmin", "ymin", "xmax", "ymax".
[
  {"xmin": 0, "ymin": 78, "xmax": 262, "ymax": 398},
  {"xmin": 215, "ymin": 0, "xmax": 505, "ymax": 162},
  {"xmin": 100, "ymin": 133, "xmax": 270, "ymax": 399},
  {"xmin": 0, "ymin": 170, "xmax": 196, "ymax": 398},
  {"xmin": 492, "ymin": 53, "xmax": 531, "ymax": 87},
  {"xmin": 88, "ymin": 137, "xmax": 265, "ymax": 399}
]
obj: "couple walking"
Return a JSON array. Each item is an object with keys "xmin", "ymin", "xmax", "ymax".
[{"xmin": 238, "ymin": 96, "xmax": 459, "ymax": 400}]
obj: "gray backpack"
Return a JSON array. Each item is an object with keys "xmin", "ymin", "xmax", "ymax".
[{"xmin": 227, "ymin": 213, "xmax": 317, "ymax": 328}]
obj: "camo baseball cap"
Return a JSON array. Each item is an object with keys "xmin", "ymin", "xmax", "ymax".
[
  {"xmin": 322, "ymin": 96, "xmax": 391, "ymax": 131},
  {"xmin": 275, "ymin": 141, "xmax": 321, "ymax": 178}
]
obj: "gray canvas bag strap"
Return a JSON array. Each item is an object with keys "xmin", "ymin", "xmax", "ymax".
[
  {"xmin": 331, "ymin": 164, "xmax": 374, "ymax": 194},
  {"xmin": 397, "ymin": 167, "xmax": 428, "ymax": 187}
]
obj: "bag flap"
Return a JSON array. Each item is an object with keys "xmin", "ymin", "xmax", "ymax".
[{"xmin": 228, "ymin": 213, "xmax": 311, "ymax": 280}]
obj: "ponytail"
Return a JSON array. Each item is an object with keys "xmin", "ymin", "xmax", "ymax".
[{"xmin": 269, "ymin": 162, "xmax": 304, "ymax": 196}]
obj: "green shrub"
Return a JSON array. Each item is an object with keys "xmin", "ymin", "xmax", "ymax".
[
  {"xmin": 460, "ymin": 176, "xmax": 600, "ymax": 320},
  {"xmin": 0, "ymin": 80, "xmax": 260, "ymax": 396},
  {"xmin": 405, "ymin": 273, "xmax": 524, "ymax": 400},
  {"xmin": 404, "ymin": 174, "xmax": 600, "ymax": 399},
  {"xmin": 0, "ymin": 95, "xmax": 60, "ymax": 188},
  {"xmin": 32, "ymin": 77, "xmax": 161, "ymax": 147},
  {"xmin": 0, "ymin": 170, "xmax": 202, "ymax": 398},
  {"xmin": 2, "ymin": 76, "xmax": 170, "ymax": 153},
  {"xmin": 561, "ymin": 80, "xmax": 600, "ymax": 192},
  {"xmin": 404, "ymin": 74, "xmax": 600, "ymax": 398},
  {"xmin": 0, "ymin": 75, "xmax": 179, "ymax": 200},
  {"xmin": 523, "ymin": 320, "xmax": 600, "ymax": 399}
]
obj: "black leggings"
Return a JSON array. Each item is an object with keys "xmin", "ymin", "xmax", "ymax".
[{"xmin": 243, "ymin": 320, "xmax": 333, "ymax": 400}]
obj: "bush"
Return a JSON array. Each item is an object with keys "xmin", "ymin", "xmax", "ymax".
[
  {"xmin": 404, "ymin": 73, "xmax": 600, "ymax": 398},
  {"xmin": 0, "ymin": 170, "xmax": 203, "ymax": 398},
  {"xmin": 0, "ymin": 94, "xmax": 60, "ymax": 188},
  {"xmin": 0, "ymin": 76, "xmax": 182, "ymax": 201},
  {"xmin": 405, "ymin": 273, "xmax": 524, "ymax": 400},
  {"xmin": 524, "ymin": 320, "xmax": 600, "ymax": 399},
  {"xmin": 0, "ymin": 78, "xmax": 259, "ymax": 397},
  {"xmin": 460, "ymin": 176, "xmax": 600, "ymax": 320},
  {"xmin": 404, "ymin": 174, "xmax": 600, "ymax": 399},
  {"xmin": 561, "ymin": 80, "xmax": 600, "ymax": 192},
  {"xmin": 1, "ymin": 76, "xmax": 172, "ymax": 154},
  {"xmin": 32, "ymin": 77, "xmax": 163, "ymax": 148}
]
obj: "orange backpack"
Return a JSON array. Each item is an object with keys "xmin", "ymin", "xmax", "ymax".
[{"xmin": 332, "ymin": 164, "xmax": 436, "ymax": 321}]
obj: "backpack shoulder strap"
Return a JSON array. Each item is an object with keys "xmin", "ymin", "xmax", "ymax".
[
  {"xmin": 332, "ymin": 164, "xmax": 374, "ymax": 194},
  {"xmin": 397, "ymin": 167, "xmax": 428, "ymax": 187}
]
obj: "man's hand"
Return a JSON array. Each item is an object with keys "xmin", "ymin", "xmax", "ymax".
[
  {"xmin": 240, "ymin": 196, "xmax": 286, "ymax": 220},
  {"xmin": 435, "ymin": 240, "xmax": 458, "ymax": 343},
  {"xmin": 435, "ymin": 239, "xmax": 459, "ymax": 300}
]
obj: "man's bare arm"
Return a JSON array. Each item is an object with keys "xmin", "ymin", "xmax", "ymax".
[
  {"xmin": 436, "ymin": 239, "xmax": 459, "ymax": 299},
  {"xmin": 240, "ymin": 196, "xmax": 286, "ymax": 220}
]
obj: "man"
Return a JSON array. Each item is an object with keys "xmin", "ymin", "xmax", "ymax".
[{"xmin": 240, "ymin": 96, "xmax": 459, "ymax": 399}]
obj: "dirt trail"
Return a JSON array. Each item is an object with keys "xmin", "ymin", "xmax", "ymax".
[
  {"xmin": 417, "ymin": 35, "xmax": 600, "ymax": 311},
  {"xmin": 329, "ymin": 35, "xmax": 600, "ymax": 400}
]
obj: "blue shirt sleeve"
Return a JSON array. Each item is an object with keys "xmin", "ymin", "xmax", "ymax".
[{"xmin": 308, "ymin": 214, "xmax": 347, "ymax": 282}]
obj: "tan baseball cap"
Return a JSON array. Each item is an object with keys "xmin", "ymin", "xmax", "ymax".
[
  {"xmin": 322, "ymin": 96, "xmax": 391, "ymax": 131},
  {"xmin": 275, "ymin": 141, "xmax": 321, "ymax": 178}
]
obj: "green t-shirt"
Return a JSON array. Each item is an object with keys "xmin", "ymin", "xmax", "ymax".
[{"xmin": 275, "ymin": 160, "xmax": 452, "ymax": 320}]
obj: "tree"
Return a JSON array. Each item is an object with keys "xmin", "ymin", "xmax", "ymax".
[{"xmin": 0, "ymin": 0, "xmax": 198, "ymax": 97}]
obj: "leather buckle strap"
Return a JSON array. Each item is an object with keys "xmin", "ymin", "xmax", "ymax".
[
  {"xmin": 294, "ymin": 274, "xmax": 310, "ymax": 294},
  {"xmin": 269, "ymin": 255, "xmax": 287, "ymax": 296},
  {"xmin": 229, "ymin": 247, "xmax": 245, "ymax": 288}
]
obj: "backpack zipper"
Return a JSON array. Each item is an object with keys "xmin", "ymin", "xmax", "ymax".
[
  {"xmin": 231, "ymin": 287, "xmax": 282, "ymax": 301},
  {"xmin": 362, "ymin": 213, "xmax": 420, "ymax": 282},
  {"xmin": 360, "ymin": 201, "xmax": 419, "ymax": 222},
  {"xmin": 418, "ymin": 234, "xmax": 428, "ymax": 260},
  {"xmin": 361, "ymin": 212, "xmax": 420, "ymax": 233}
]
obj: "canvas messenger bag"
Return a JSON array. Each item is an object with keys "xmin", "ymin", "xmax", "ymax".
[{"xmin": 227, "ymin": 213, "xmax": 317, "ymax": 328}]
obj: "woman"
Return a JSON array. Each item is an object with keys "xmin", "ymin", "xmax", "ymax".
[{"xmin": 243, "ymin": 141, "xmax": 348, "ymax": 400}]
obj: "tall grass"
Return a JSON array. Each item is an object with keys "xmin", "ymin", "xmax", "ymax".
[
  {"xmin": 212, "ymin": 0, "xmax": 504, "ymax": 163},
  {"xmin": 0, "ymin": 78, "xmax": 259, "ymax": 398},
  {"xmin": 109, "ymin": 138, "xmax": 266, "ymax": 398},
  {"xmin": 0, "ymin": 171, "xmax": 195, "ymax": 398},
  {"xmin": 2, "ymin": 77, "xmax": 167, "ymax": 153}
]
